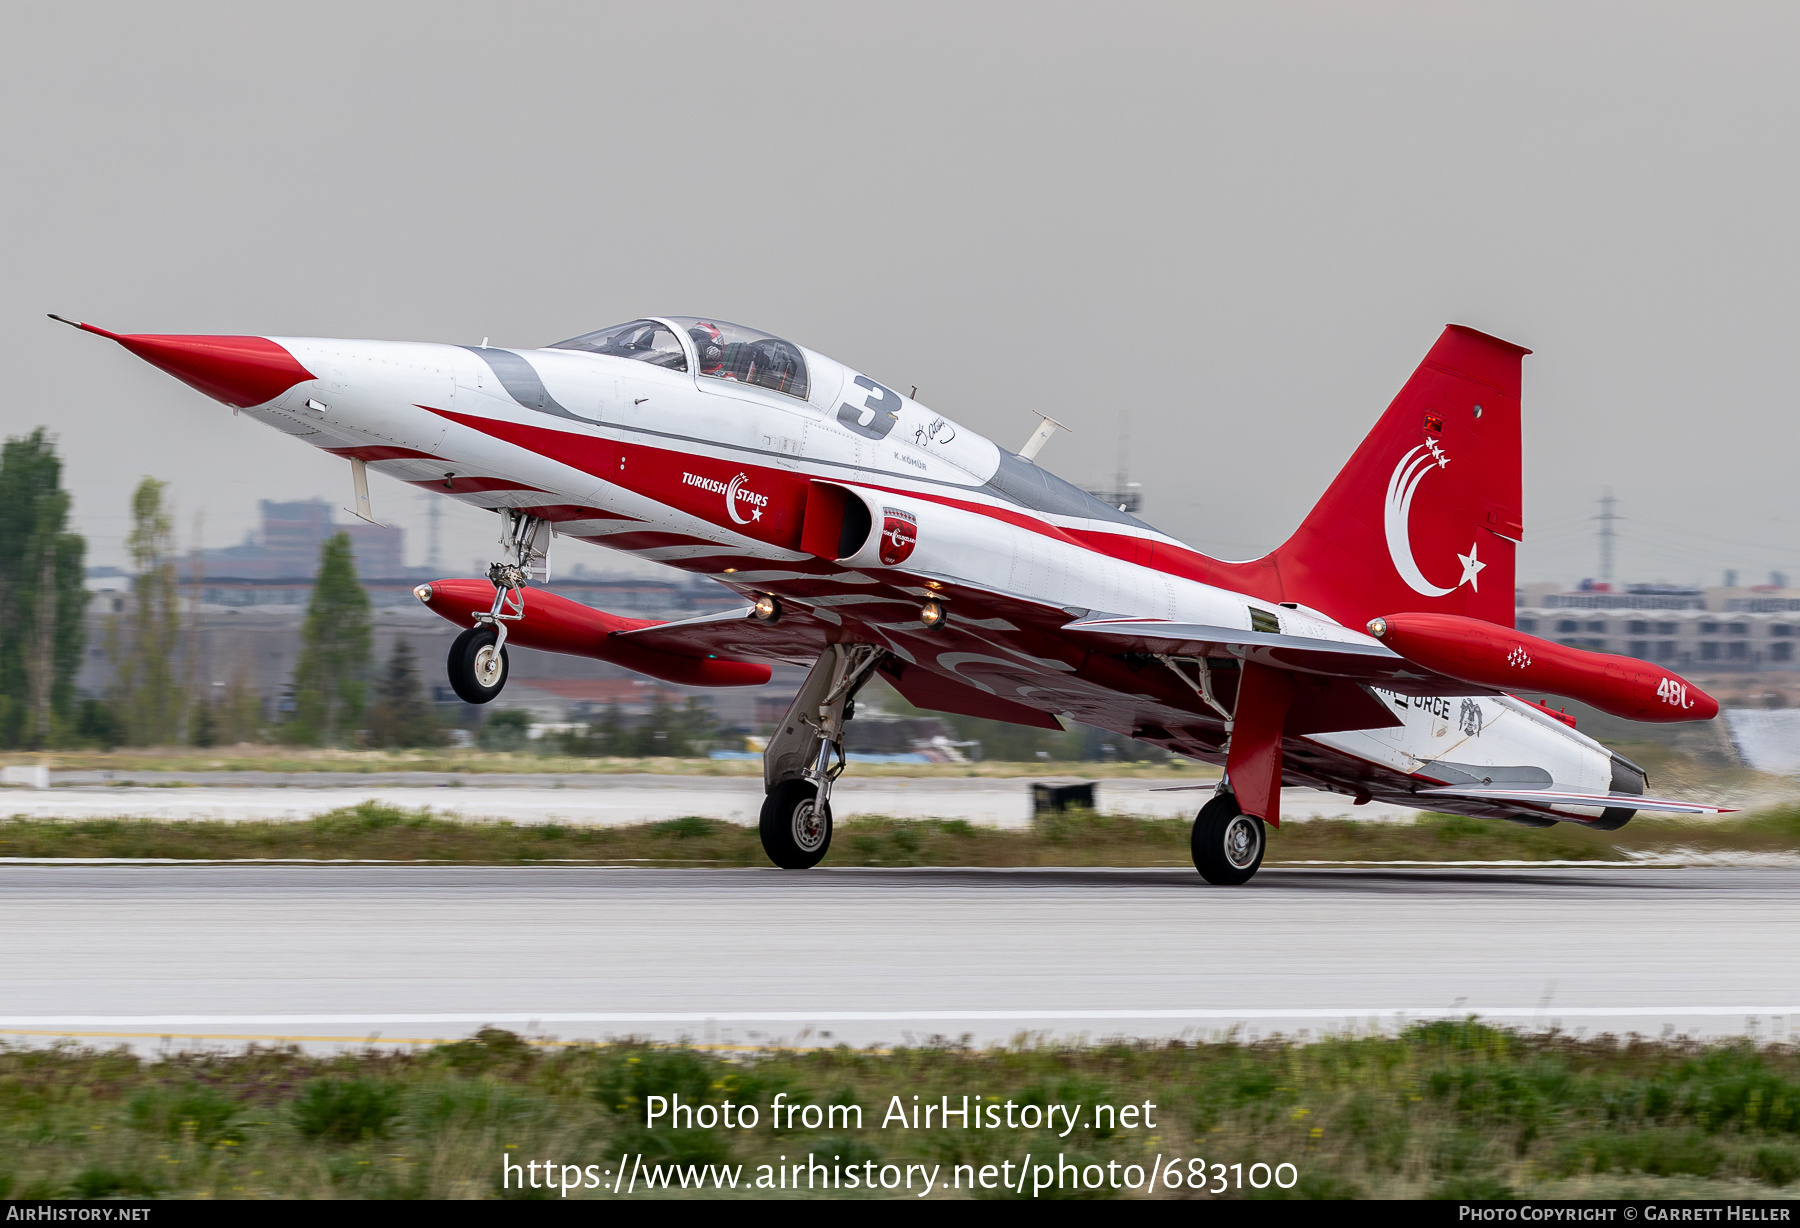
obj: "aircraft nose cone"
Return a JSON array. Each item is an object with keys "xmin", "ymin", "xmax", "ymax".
[{"xmin": 67, "ymin": 321, "xmax": 316, "ymax": 409}]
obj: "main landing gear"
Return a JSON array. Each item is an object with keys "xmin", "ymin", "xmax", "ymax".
[
  {"xmin": 1157, "ymin": 654, "xmax": 1271, "ymax": 886},
  {"xmin": 1191, "ymin": 788, "xmax": 1266, "ymax": 886},
  {"xmin": 445, "ymin": 509, "xmax": 551, "ymax": 705},
  {"xmin": 758, "ymin": 644, "xmax": 885, "ymax": 869}
]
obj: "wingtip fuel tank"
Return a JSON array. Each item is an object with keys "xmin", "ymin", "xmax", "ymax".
[
  {"xmin": 417, "ymin": 579, "xmax": 772, "ymax": 688},
  {"xmin": 1367, "ymin": 611, "xmax": 1719, "ymax": 723}
]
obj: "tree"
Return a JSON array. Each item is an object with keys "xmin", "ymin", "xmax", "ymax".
[
  {"xmin": 478, "ymin": 708, "xmax": 531, "ymax": 752},
  {"xmin": 561, "ymin": 703, "xmax": 624, "ymax": 757},
  {"xmin": 623, "ymin": 696, "xmax": 715, "ymax": 757},
  {"xmin": 367, "ymin": 639, "xmax": 442, "ymax": 748},
  {"xmin": 0, "ymin": 430, "xmax": 86, "ymax": 748},
  {"xmin": 286, "ymin": 533, "xmax": 372, "ymax": 745},
  {"xmin": 212, "ymin": 658, "xmax": 265, "ymax": 746},
  {"xmin": 110, "ymin": 478, "xmax": 185, "ymax": 746}
]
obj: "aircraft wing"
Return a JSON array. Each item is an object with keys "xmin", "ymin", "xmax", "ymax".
[
  {"xmin": 1059, "ymin": 614, "xmax": 1496, "ymax": 698},
  {"xmin": 1414, "ymin": 786, "xmax": 1735, "ymax": 814},
  {"xmin": 611, "ymin": 605, "xmax": 832, "ymax": 667}
]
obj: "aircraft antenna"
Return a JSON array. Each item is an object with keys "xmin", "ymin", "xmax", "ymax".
[{"xmin": 1018, "ymin": 412, "xmax": 1069, "ymax": 462}]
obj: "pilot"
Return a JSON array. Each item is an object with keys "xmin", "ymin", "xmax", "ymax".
[{"xmin": 688, "ymin": 322, "xmax": 735, "ymax": 379}]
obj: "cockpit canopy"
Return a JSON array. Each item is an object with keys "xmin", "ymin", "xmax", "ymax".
[
  {"xmin": 549, "ymin": 319, "xmax": 687, "ymax": 371},
  {"xmin": 550, "ymin": 317, "xmax": 809, "ymax": 401},
  {"xmin": 667, "ymin": 317, "xmax": 808, "ymax": 400}
]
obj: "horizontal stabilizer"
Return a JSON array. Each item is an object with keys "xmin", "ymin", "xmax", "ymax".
[{"xmin": 1415, "ymin": 786, "xmax": 1733, "ymax": 815}]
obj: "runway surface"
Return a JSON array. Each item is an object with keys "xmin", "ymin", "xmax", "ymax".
[{"xmin": 1, "ymin": 865, "xmax": 1794, "ymax": 1050}]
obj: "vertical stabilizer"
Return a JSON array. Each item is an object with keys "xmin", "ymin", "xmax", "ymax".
[{"xmin": 1272, "ymin": 325, "xmax": 1527, "ymax": 628}]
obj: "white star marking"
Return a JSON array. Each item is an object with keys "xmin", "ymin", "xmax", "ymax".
[
  {"xmin": 751, "ymin": 508, "xmax": 762, "ymax": 521},
  {"xmin": 1456, "ymin": 541, "xmax": 1486, "ymax": 591}
]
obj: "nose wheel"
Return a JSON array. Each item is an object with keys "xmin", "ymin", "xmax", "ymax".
[
  {"xmin": 448, "ymin": 626, "xmax": 510, "ymax": 704},
  {"xmin": 1192, "ymin": 792, "xmax": 1265, "ymax": 885},
  {"xmin": 448, "ymin": 510, "xmax": 549, "ymax": 704}
]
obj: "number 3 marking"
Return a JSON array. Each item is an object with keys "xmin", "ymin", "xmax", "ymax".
[{"xmin": 836, "ymin": 376, "xmax": 900, "ymax": 440}]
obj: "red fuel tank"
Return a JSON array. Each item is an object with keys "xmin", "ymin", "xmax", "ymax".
[
  {"xmin": 417, "ymin": 579, "xmax": 771, "ymax": 688},
  {"xmin": 1367, "ymin": 611, "xmax": 1718, "ymax": 723}
]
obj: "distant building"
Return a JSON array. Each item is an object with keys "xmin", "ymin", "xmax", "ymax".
[
  {"xmin": 1514, "ymin": 589, "xmax": 1798, "ymax": 671},
  {"xmin": 196, "ymin": 499, "xmax": 409, "ymax": 579},
  {"xmin": 1515, "ymin": 580, "xmax": 1707, "ymax": 611},
  {"xmin": 76, "ymin": 562, "xmax": 763, "ymax": 721}
]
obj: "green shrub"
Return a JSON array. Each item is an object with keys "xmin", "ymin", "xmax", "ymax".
[
  {"xmin": 590, "ymin": 1048, "xmax": 719, "ymax": 1118},
  {"xmin": 292, "ymin": 1078, "xmax": 400, "ymax": 1142},
  {"xmin": 407, "ymin": 1080, "xmax": 544, "ymax": 1133},
  {"xmin": 127, "ymin": 1084, "xmax": 241, "ymax": 1144},
  {"xmin": 479, "ymin": 710, "xmax": 531, "ymax": 752},
  {"xmin": 69, "ymin": 1166, "xmax": 158, "ymax": 1198},
  {"xmin": 1556, "ymin": 1128, "xmax": 1724, "ymax": 1178},
  {"xmin": 1750, "ymin": 1145, "xmax": 1800, "ymax": 1187},
  {"xmin": 438, "ymin": 1027, "xmax": 534, "ymax": 1072}
]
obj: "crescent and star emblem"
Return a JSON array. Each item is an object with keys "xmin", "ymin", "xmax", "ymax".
[
  {"xmin": 724, "ymin": 473, "xmax": 761, "ymax": 525},
  {"xmin": 1383, "ymin": 442, "xmax": 1486, "ymax": 597}
]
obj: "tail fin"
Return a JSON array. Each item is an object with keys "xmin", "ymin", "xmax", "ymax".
[{"xmin": 1273, "ymin": 325, "xmax": 1527, "ymax": 629}]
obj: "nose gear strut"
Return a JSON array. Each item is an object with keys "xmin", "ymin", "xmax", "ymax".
[{"xmin": 473, "ymin": 509, "xmax": 553, "ymax": 656}]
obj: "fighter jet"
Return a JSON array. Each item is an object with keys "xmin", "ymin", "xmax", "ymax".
[{"xmin": 56, "ymin": 312, "xmax": 1728, "ymax": 882}]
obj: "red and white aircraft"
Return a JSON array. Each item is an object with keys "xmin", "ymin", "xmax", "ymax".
[{"xmin": 60, "ymin": 313, "xmax": 1727, "ymax": 882}]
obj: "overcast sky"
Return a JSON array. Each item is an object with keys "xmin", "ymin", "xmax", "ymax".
[{"xmin": 3, "ymin": 2, "xmax": 1796, "ymax": 588}]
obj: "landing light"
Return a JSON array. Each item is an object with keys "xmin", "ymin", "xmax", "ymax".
[
  {"xmin": 413, "ymin": 584, "xmax": 433, "ymax": 604},
  {"xmin": 751, "ymin": 593, "xmax": 781, "ymax": 623},
  {"xmin": 919, "ymin": 599, "xmax": 948, "ymax": 630},
  {"xmin": 1367, "ymin": 617, "xmax": 1388, "ymax": 638}
]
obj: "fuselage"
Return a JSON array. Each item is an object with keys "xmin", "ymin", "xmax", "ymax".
[{"xmin": 213, "ymin": 318, "xmax": 1633, "ymax": 820}]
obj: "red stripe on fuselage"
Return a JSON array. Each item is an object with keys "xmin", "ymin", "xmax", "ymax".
[{"xmin": 421, "ymin": 404, "xmax": 1277, "ymax": 600}]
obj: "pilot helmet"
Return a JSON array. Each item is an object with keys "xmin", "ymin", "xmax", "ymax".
[{"xmin": 688, "ymin": 321, "xmax": 726, "ymax": 372}]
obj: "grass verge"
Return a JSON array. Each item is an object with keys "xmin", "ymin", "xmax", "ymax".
[
  {"xmin": 0, "ymin": 803, "xmax": 1796, "ymax": 865},
  {"xmin": 3, "ymin": 1024, "xmax": 1798, "ymax": 1199}
]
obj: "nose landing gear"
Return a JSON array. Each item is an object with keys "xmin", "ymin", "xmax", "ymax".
[
  {"xmin": 758, "ymin": 644, "xmax": 885, "ymax": 869},
  {"xmin": 445, "ymin": 510, "xmax": 550, "ymax": 705}
]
